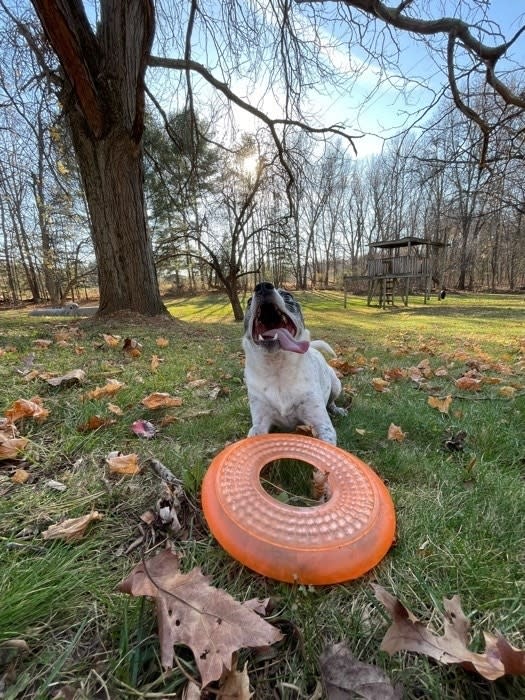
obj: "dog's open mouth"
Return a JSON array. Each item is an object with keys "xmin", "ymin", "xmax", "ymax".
[{"xmin": 252, "ymin": 302, "xmax": 309, "ymax": 354}]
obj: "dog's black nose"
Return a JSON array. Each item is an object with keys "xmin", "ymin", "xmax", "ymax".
[{"xmin": 255, "ymin": 281, "xmax": 274, "ymax": 294}]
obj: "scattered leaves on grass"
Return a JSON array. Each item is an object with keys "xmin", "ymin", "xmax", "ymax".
[
  {"xmin": 142, "ymin": 392, "xmax": 183, "ymax": 410},
  {"xmin": 42, "ymin": 511, "xmax": 103, "ymax": 541},
  {"xmin": 4, "ymin": 397, "xmax": 49, "ymax": 423},
  {"xmin": 106, "ymin": 451, "xmax": 140, "ymax": 475},
  {"xmin": 427, "ymin": 395, "xmax": 453, "ymax": 414},
  {"xmin": 387, "ymin": 423, "xmax": 406, "ymax": 442},
  {"xmin": 320, "ymin": 641, "xmax": 402, "ymax": 700},
  {"xmin": 46, "ymin": 369, "xmax": 86, "ymax": 387},
  {"xmin": 156, "ymin": 337, "xmax": 170, "ymax": 347},
  {"xmin": 84, "ymin": 379, "xmax": 125, "ymax": 400},
  {"xmin": 131, "ymin": 419, "xmax": 156, "ymax": 439},
  {"xmin": 118, "ymin": 550, "xmax": 282, "ymax": 687},
  {"xmin": 372, "ymin": 584, "xmax": 525, "ymax": 681}
]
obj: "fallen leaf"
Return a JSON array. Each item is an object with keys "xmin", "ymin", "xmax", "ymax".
[
  {"xmin": 142, "ymin": 392, "xmax": 183, "ymax": 409},
  {"xmin": 151, "ymin": 354, "xmax": 161, "ymax": 372},
  {"xmin": 33, "ymin": 339, "xmax": 53, "ymax": 349},
  {"xmin": 186, "ymin": 378, "xmax": 208, "ymax": 389},
  {"xmin": 118, "ymin": 550, "xmax": 282, "ymax": 686},
  {"xmin": 320, "ymin": 641, "xmax": 402, "ymax": 699},
  {"xmin": 498, "ymin": 386, "xmax": 516, "ymax": 398},
  {"xmin": 46, "ymin": 369, "xmax": 86, "ymax": 387},
  {"xmin": 387, "ymin": 424, "xmax": 406, "ymax": 442},
  {"xmin": 106, "ymin": 452, "xmax": 140, "ymax": 475},
  {"xmin": 427, "ymin": 395, "xmax": 453, "ymax": 414},
  {"xmin": 156, "ymin": 337, "xmax": 170, "ymax": 347},
  {"xmin": 123, "ymin": 337, "xmax": 142, "ymax": 357},
  {"xmin": 102, "ymin": 333, "xmax": 121, "ymax": 347},
  {"xmin": 372, "ymin": 378, "xmax": 390, "ymax": 392},
  {"xmin": 455, "ymin": 377, "xmax": 482, "ymax": 391},
  {"xmin": 0, "ymin": 436, "xmax": 28, "ymax": 460},
  {"xmin": 85, "ymin": 379, "xmax": 125, "ymax": 400},
  {"xmin": 372, "ymin": 584, "xmax": 525, "ymax": 681},
  {"xmin": 4, "ymin": 397, "xmax": 49, "ymax": 423},
  {"xmin": 355, "ymin": 428, "xmax": 367, "ymax": 436},
  {"xmin": 11, "ymin": 469, "xmax": 31, "ymax": 484},
  {"xmin": 42, "ymin": 511, "xmax": 103, "ymax": 541},
  {"xmin": 383, "ymin": 367, "xmax": 406, "ymax": 381},
  {"xmin": 107, "ymin": 403, "xmax": 123, "ymax": 415},
  {"xmin": 45, "ymin": 479, "xmax": 67, "ymax": 492},
  {"xmin": 77, "ymin": 415, "xmax": 116, "ymax": 432}
]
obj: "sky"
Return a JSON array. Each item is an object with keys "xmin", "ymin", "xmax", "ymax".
[{"xmin": 223, "ymin": 0, "xmax": 525, "ymax": 159}]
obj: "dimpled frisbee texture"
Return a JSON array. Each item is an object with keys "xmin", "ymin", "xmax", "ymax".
[{"xmin": 201, "ymin": 434, "xmax": 396, "ymax": 584}]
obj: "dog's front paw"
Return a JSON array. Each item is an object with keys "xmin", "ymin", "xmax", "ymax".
[{"xmin": 329, "ymin": 404, "xmax": 348, "ymax": 417}]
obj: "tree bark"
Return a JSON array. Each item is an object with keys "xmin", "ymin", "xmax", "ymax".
[{"xmin": 30, "ymin": 0, "xmax": 166, "ymax": 316}]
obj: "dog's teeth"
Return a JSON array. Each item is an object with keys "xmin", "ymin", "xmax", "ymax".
[
  {"xmin": 272, "ymin": 333, "xmax": 278, "ymax": 340},
  {"xmin": 258, "ymin": 334, "xmax": 265, "ymax": 341}
]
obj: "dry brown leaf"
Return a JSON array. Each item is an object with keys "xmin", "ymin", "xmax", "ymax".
[
  {"xmin": 142, "ymin": 392, "xmax": 183, "ymax": 409},
  {"xmin": 387, "ymin": 423, "xmax": 406, "ymax": 442},
  {"xmin": 320, "ymin": 641, "xmax": 402, "ymax": 699},
  {"xmin": 372, "ymin": 584, "xmax": 525, "ymax": 681},
  {"xmin": 102, "ymin": 333, "xmax": 121, "ymax": 347},
  {"xmin": 46, "ymin": 369, "xmax": 86, "ymax": 387},
  {"xmin": 498, "ymin": 386, "xmax": 516, "ymax": 398},
  {"xmin": 11, "ymin": 469, "xmax": 31, "ymax": 484},
  {"xmin": 107, "ymin": 403, "xmax": 123, "ymax": 415},
  {"xmin": 123, "ymin": 337, "xmax": 142, "ymax": 357},
  {"xmin": 150, "ymin": 354, "xmax": 161, "ymax": 372},
  {"xmin": 77, "ymin": 415, "xmax": 116, "ymax": 432},
  {"xmin": 118, "ymin": 550, "xmax": 282, "ymax": 687},
  {"xmin": 186, "ymin": 378, "xmax": 208, "ymax": 389},
  {"xmin": 156, "ymin": 337, "xmax": 170, "ymax": 347},
  {"xmin": 106, "ymin": 452, "xmax": 140, "ymax": 475},
  {"xmin": 42, "ymin": 511, "xmax": 103, "ymax": 541},
  {"xmin": 0, "ymin": 436, "xmax": 28, "ymax": 460},
  {"xmin": 33, "ymin": 339, "xmax": 53, "ymax": 349},
  {"xmin": 372, "ymin": 378, "xmax": 390, "ymax": 392},
  {"xmin": 428, "ymin": 395, "xmax": 453, "ymax": 414},
  {"xmin": 455, "ymin": 376, "xmax": 482, "ymax": 391},
  {"xmin": 329, "ymin": 359, "xmax": 360, "ymax": 376},
  {"xmin": 383, "ymin": 367, "xmax": 406, "ymax": 381},
  {"xmin": 4, "ymin": 397, "xmax": 49, "ymax": 423},
  {"xmin": 85, "ymin": 379, "xmax": 125, "ymax": 400}
]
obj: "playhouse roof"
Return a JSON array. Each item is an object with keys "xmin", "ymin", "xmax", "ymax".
[{"xmin": 370, "ymin": 236, "xmax": 447, "ymax": 250}]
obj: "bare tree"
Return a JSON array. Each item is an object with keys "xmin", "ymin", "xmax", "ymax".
[{"xmin": 2, "ymin": 0, "xmax": 522, "ymax": 314}]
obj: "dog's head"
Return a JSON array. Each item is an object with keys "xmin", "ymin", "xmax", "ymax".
[{"xmin": 243, "ymin": 282, "xmax": 310, "ymax": 354}]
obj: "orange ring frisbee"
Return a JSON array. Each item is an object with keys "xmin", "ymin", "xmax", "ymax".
[{"xmin": 201, "ymin": 434, "xmax": 396, "ymax": 585}]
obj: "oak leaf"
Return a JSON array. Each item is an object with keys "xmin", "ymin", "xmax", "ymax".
[
  {"xmin": 372, "ymin": 584, "xmax": 525, "ymax": 681},
  {"xmin": 118, "ymin": 550, "xmax": 282, "ymax": 687},
  {"xmin": 42, "ymin": 511, "xmax": 103, "ymax": 541}
]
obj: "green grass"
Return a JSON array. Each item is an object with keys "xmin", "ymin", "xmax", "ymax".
[{"xmin": 0, "ymin": 291, "xmax": 524, "ymax": 699}]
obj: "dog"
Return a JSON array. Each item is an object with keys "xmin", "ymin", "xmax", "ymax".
[{"xmin": 242, "ymin": 282, "xmax": 347, "ymax": 445}]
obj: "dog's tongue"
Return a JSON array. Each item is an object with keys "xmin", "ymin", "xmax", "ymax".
[{"xmin": 262, "ymin": 328, "xmax": 309, "ymax": 353}]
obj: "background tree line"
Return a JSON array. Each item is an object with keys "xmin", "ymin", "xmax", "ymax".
[{"xmin": 0, "ymin": 2, "xmax": 523, "ymax": 319}]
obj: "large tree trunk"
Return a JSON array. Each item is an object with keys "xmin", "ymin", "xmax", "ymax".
[{"xmin": 30, "ymin": 0, "xmax": 166, "ymax": 316}]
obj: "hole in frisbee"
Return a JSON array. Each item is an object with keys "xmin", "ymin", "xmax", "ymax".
[{"xmin": 260, "ymin": 458, "xmax": 328, "ymax": 507}]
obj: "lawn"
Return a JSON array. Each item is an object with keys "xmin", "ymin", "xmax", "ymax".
[{"xmin": 0, "ymin": 291, "xmax": 524, "ymax": 699}]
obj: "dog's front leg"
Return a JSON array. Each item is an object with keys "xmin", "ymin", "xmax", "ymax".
[
  {"xmin": 302, "ymin": 404, "xmax": 338, "ymax": 445},
  {"xmin": 246, "ymin": 395, "xmax": 273, "ymax": 437}
]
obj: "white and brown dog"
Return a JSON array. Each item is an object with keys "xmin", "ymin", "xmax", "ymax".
[{"xmin": 242, "ymin": 282, "xmax": 347, "ymax": 444}]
